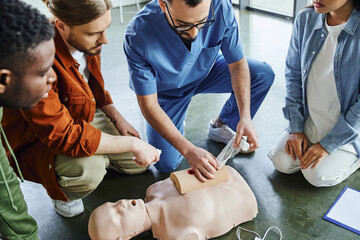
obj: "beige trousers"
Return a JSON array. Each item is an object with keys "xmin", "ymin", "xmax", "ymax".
[{"xmin": 54, "ymin": 110, "xmax": 147, "ymax": 200}]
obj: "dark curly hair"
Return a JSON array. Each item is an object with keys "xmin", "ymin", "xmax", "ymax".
[
  {"xmin": 0, "ymin": 0, "xmax": 54, "ymax": 75},
  {"xmin": 166, "ymin": 0, "xmax": 203, "ymax": 7}
]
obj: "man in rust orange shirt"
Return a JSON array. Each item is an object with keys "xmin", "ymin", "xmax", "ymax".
[{"xmin": 2, "ymin": 0, "xmax": 159, "ymax": 218}]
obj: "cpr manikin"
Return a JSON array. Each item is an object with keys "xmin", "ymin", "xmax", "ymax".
[{"xmin": 88, "ymin": 166, "xmax": 258, "ymax": 240}]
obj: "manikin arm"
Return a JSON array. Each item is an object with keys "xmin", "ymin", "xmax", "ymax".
[{"xmin": 170, "ymin": 166, "xmax": 230, "ymax": 194}]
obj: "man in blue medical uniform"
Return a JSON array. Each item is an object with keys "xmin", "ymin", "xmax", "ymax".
[{"xmin": 124, "ymin": 0, "xmax": 274, "ymax": 181}]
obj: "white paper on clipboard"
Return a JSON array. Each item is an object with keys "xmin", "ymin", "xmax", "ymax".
[{"xmin": 323, "ymin": 186, "xmax": 360, "ymax": 235}]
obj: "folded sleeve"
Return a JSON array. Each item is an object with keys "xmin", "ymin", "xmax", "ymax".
[
  {"xmin": 220, "ymin": 0, "xmax": 245, "ymax": 64},
  {"xmin": 123, "ymin": 26, "xmax": 157, "ymax": 96}
]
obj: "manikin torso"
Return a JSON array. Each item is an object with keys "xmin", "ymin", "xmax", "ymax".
[{"xmin": 145, "ymin": 166, "xmax": 258, "ymax": 240}]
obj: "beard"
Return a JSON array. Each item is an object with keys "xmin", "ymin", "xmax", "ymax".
[
  {"xmin": 179, "ymin": 33, "xmax": 197, "ymax": 44},
  {"xmin": 164, "ymin": 15, "xmax": 197, "ymax": 44},
  {"xmin": 178, "ymin": 31, "xmax": 197, "ymax": 42},
  {"xmin": 67, "ymin": 33, "xmax": 101, "ymax": 56}
]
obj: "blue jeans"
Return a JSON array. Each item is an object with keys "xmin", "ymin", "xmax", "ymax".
[{"xmin": 147, "ymin": 56, "xmax": 274, "ymax": 172}]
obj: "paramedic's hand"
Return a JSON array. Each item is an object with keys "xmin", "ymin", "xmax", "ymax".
[
  {"xmin": 285, "ymin": 132, "xmax": 308, "ymax": 161},
  {"xmin": 185, "ymin": 146, "xmax": 218, "ymax": 182},
  {"xmin": 132, "ymin": 139, "xmax": 160, "ymax": 166},
  {"xmin": 301, "ymin": 143, "xmax": 329, "ymax": 169},
  {"xmin": 234, "ymin": 117, "xmax": 259, "ymax": 151}
]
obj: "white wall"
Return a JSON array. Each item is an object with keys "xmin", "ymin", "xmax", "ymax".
[
  {"xmin": 27, "ymin": 0, "xmax": 51, "ymax": 17},
  {"xmin": 113, "ymin": 0, "xmax": 148, "ymax": 7}
]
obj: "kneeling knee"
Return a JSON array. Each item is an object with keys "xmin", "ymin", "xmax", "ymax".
[
  {"xmin": 155, "ymin": 156, "xmax": 183, "ymax": 173},
  {"xmin": 154, "ymin": 150, "xmax": 183, "ymax": 172},
  {"xmin": 269, "ymin": 151, "xmax": 298, "ymax": 174},
  {"xmin": 273, "ymin": 160, "xmax": 298, "ymax": 174},
  {"xmin": 78, "ymin": 159, "xmax": 108, "ymax": 191},
  {"xmin": 82, "ymin": 169, "xmax": 107, "ymax": 190},
  {"xmin": 155, "ymin": 161, "xmax": 179, "ymax": 172},
  {"xmin": 260, "ymin": 62, "xmax": 275, "ymax": 87},
  {"xmin": 302, "ymin": 169, "xmax": 342, "ymax": 187}
]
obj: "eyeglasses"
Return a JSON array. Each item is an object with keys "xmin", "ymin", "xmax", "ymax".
[{"xmin": 164, "ymin": 0, "xmax": 215, "ymax": 33}]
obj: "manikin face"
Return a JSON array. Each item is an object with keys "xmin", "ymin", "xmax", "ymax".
[
  {"xmin": 88, "ymin": 199, "xmax": 147, "ymax": 240},
  {"xmin": 0, "ymin": 39, "xmax": 56, "ymax": 109},
  {"xmin": 59, "ymin": 10, "xmax": 111, "ymax": 55},
  {"xmin": 313, "ymin": 0, "xmax": 353, "ymax": 14},
  {"xmin": 159, "ymin": 0, "xmax": 212, "ymax": 40}
]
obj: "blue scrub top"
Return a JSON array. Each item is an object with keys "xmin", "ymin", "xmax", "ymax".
[{"xmin": 124, "ymin": 0, "xmax": 245, "ymax": 97}]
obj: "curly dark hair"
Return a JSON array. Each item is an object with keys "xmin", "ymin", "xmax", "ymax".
[
  {"xmin": 166, "ymin": 0, "xmax": 204, "ymax": 8},
  {"xmin": 0, "ymin": 0, "xmax": 54, "ymax": 74}
]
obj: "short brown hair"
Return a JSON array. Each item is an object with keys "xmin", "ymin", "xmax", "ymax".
[{"xmin": 42, "ymin": 0, "xmax": 113, "ymax": 26}]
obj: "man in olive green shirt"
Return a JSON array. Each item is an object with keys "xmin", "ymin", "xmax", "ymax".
[{"xmin": 0, "ymin": 0, "xmax": 56, "ymax": 238}]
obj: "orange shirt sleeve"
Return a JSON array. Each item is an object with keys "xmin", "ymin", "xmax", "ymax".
[{"xmin": 20, "ymin": 89, "xmax": 101, "ymax": 157}]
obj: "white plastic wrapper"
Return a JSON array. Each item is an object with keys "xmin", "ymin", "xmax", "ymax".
[{"xmin": 216, "ymin": 136, "xmax": 250, "ymax": 168}]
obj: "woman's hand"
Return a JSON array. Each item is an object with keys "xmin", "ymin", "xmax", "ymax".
[
  {"xmin": 301, "ymin": 143, "xmax": 329, "ymax": 169},
  {"xmin": 285, "ymin": 132, "xmax": 308, "ymax": 161}
]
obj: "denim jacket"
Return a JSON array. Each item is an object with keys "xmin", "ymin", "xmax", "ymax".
[{"xmin": 283, "ymin": 7, "xmax": 360, "ymax": 156}]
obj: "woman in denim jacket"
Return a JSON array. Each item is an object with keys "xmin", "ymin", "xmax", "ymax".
[{"xmin": 268, "ymin": 0, "xmax": 360, "ymax": 187}]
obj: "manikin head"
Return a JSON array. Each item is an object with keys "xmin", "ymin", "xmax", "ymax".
[
  {"xmin": 43, "ymin": 0, "xmax": 112, "ymax": 55},
  {"xmin": 88, "ymin": 199, "xmax": 151, "ymax": 240},
  {"xmin": 158, "ymin": 0, "xmax": 214, "ymax": 41},
  {"xmin": 0, "ymin": 0, "xmax": 56, "ymax": 109}
]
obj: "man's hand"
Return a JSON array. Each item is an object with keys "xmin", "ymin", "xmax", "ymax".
[
  {"xmin": 184, "ymin": 146, "xmax": 218, "ymax": 182},
  {"xmin": 301, "ymin": 143, "xmax": 329, "ymax": 169},
  {"xmin": 101, "ymin": 104, "xmax": 140, "ymax": 138},
  {"xmin": 285, "ymin": 132, "xmax": 308, "ymax": 161},
  {"xmin": 112, "ymin": 116, "xmax": 140, "ymax": 138},
  {"xmin": 228, "ymin": 57, "xmax": 257, "ymax": 152},
  {"xmin": 96, "ymin": 133, "xmax": 159, "ymax": 167},
  {"xmin": 137, "ymin": 94, "xmax": 218, "ymax": 182},
  {"xmin": 234, "ymin": 117, "xmax": 259, "ymax": 151},
  {"xmin": 132, "ymin": 138, "xmax": 160, "ymax": 167}
]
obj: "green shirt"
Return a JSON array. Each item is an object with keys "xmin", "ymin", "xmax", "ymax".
[{"xmin": 0, "ymin": 107, "xmax": 39, "ymax": 240}]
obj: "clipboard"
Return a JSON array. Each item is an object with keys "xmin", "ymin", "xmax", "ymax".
[{"xmin": 323, "ymin": 186, "xmax": 360, "ymax": 235}]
